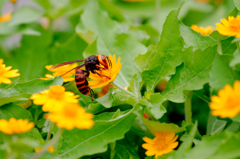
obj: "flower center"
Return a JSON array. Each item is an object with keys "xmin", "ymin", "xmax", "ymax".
[
  {"xmin": 154, "ymin": 138, "xmax": 168, "ymax": 151},
  {"xmin": 229, "ymin": 19, "xmax": 240, "ymax": 32},
  {"xmin": 227, "ymin": 95, "xmax": 240, "ymax": 109},
  {"xmin": 63, "ymin": 106, "xmax": 77, "ymax": 118},
  {"xmin": 48, "ymin": 86, "xmax": 65, "ymax": 99}
]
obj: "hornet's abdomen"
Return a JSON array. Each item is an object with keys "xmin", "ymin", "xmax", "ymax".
[{"xmin": 75, "ymin": 69, "xmax": 90, "ymax": 95}]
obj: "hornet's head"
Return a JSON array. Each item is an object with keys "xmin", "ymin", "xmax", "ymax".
[{"xmin": 97, "ymin": 54, "xmax": 112, "ymax": 69}]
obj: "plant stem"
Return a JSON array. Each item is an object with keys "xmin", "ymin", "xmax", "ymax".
[
  {"xmin": 184, "ymin": 92, "xmax": 193, "ymax": 124},
  {"xmin": 30, "ymin": 128, "xmax": 64, "ymax": 159},
  {"xmin": 112, "ymin": 81, "xmax": 137, "ymax": 98},
  {"xmin": 46, "ymin": 122, "xmax": 53, "ymax": 141}
]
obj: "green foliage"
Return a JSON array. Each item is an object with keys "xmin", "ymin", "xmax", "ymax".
[
  {"xmin": 77, "ymin": 0, "xmax": 147, "ymax": 87},
  {"xmin": 1, "ymin": 0, "xmax": 240, "ymax": 159},
  {"xmin": 9, "ymin": 7, "xmax": 43, "ymax": 26},
  {"xmin": 162, "ymin": 46, "xmax": 216, "ymax": 102},
  {"xmin": 136, "ymin": 7, "xmax": 183, "ymax": 91},
  {"xmin": 0, "ymin": 77, "xmax": 63, "ymax": 106},
  {"xmin": 59, "ymin": 109, "xmax": 136, "ymax": 158}
]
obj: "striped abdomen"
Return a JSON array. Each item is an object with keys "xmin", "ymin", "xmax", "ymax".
[{"xmin": 75, "ymin": 69, "xmax": 90, "ymax": 95}]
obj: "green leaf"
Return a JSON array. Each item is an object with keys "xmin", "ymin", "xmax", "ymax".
[
  {"xmin": 110, "ymin": 137, "xmax": 139, "ymax": 159},
  {"xmin": 170, "ymin": 121, "xmax": 198, "ymax": 159},
  {"xmin": 0, "ymin": 103, "xmax": 33, "ymax": 120},
  {"xmin": 31, "ymin": 0, "xmax": 51, "ymax": 10},
  {"xmin": 232, "ymin": 114, "xmax": 240, "ymax": 123},
  {"xmin": 230, "ymin": 49, "xmax": 240, "ymax": 71},
  {"xmin": 129, "ymin": 73, "xmax": 143, "ymax": 98},
  {"xmin": 179, "ymin": 23, "xmax": 217, "ymax": 51},
  {"xmin": 162, "ymin": 46, "xmax": 216, "ymax": 102},
  {"xmin": 49, "ymin": 34, "xmax": 88, "ymax": 64},
  {"xmin": 131, "ymin": 117, "xmax": 153, "ymax": 138},
  {"xmin": 182, "ymin": 131, "xmax": 233, "ymax": 159},
  {"xmin": 9, "ymin": 6, "xmax": 43, "ymax": 26},
  {"xmin": 99, "ymin": 0, "xmax": 125, "ymax": 22},
  {"xmin": 206, "ymin": 114, "xmax": 227, "ymax": 135},
  {"xmin": 0, "ymin": 22, "xmax": 18, "ymax": 35},
  {"xmin": 59, "ymin": 109, "xmax": 136, "ymax": 158},
  {"xmin": 147, "ymin": 93, "xmax": 167, "ymax": 119},
  {"xmin": 0, "ymin": 23, "xmax": 41, "ymax": 36},
  {"xmin": 77, "ymin": 0, "xmax": 147, "ymax": 87},
  {"xmin": 210, "ymin": 132, "xmax": 240, "ymax": 159},
  {"xmin": 95, "ymin": 87, "xmax": 114, "ymax": 108},
  {"xmin": 135, "ymin": 8, "xmax": 183, "ymax": 91},
  {"xmin": 234, "ymin": 0, "xmax": 240, "ymax": 10},
  {"xmin": 14, "ymin": 29, "xmax": 52, "ymax": 80},
  {"xmin": 209, "ymin": 47, "xmax": 240, "ymax": 94},
  {"xmin": 142, "ymin": 118, "xmax": 185, "ymax": 136},
  {"xmin": 0, "ymin": 77, "xmax": 63, "ymax": 106}
]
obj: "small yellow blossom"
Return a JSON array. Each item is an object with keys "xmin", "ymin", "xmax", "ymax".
[
  {"xmin": 35, "ymin": 146, "xmax": 54, "ymax": 153},
  {"xmin": 0, "ymin": 118, "xmax": 34, "ymax": 135},
  {"xmin": 216, "ymin": 15, "xmax": 240, "ymax": 38},
  {"xmin": 10, "ymin": 0, "xmax": 17, "ymax": 3},
  {"xmin": 0, "ymin": 13, "xmax": 11, "ymax": 23},
  {"xmin": 209, "ymin": 81, "xmax": 240, "ymax": 118},
  {"xmin": 46, "ymin": 103, "xmax": 94, "ymax": 130},
  {"xmin": 30, "ymin": 85, "xmax": 79, "ymax": 112},
  {"xmin": 191, "ymin": 25, "xmax": 213, "ymax": 36},
  {"xmin": 89, "ymin": 54, "xmax": 122, "ymax": 89},
  {"xmin": 142, "ymin": 132, "xmax": 178, "ymax": 159},
  {"xmin": 0, "ymin": 59, "xmax": 20, "ymax": 84},
  {"xmin": 42, "ymin": 63, "xmax": 78, "ymax": 82},
  {"xmin": 195, "ymin": 0, "xmax": 211, "ymax": 3}
]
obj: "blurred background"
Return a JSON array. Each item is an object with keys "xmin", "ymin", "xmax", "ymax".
[{"xmin": 0, "ymin": 0, "xmax": 235, "ymax": 135}]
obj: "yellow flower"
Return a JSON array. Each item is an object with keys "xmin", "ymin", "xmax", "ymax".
[
  {"xmin": 142, "ymin": 132, "xmax": 178, "ymax": 159},
  {"xmin": 191, "ymin": 25, "xmax": 213, "ymax": 36},
  {"xmin": 46, "ymin": 103, "xmax": 94, "ymax": 130},
  {"xmin": 0, "ymin": 118, "xmax": 34, "ymax": 135},
  {"xmin": 0, "ymin": 13, "xmax": 11, "ymax": 23},
  {"xmin": 209, "ymin": 81, "xmax": 240, "ymax": 118},
  {"xmin": 10, "ymin": 0, "xmax": 17, "ymax": 3},
  {"xmin": 0, "ymin": 59, "xmax": 20, "ymax": 84},
  {"xmin": 216, "ymin": 15, "xmax": 240, "ymax": 38},
  {"xmin": 41, "ymin": 63, "xmax": 78, "ymax": 82},
  {"xmin": 89, "ymin": 54, "xmax": 122, "ymax": 89},
  {"xmin": 35, "ymin": 146, "xmax": 54, "ymax": 153},
  {"xmin": 195, "ymin": 0, "xmax": 211, "ymax": 3},
  {"xmin": 30, "ymin": 85, "xmax": 79, "ymax": 112}
]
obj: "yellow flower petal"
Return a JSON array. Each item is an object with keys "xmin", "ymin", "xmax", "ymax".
[
  {"xmin": 142, "ymin": 132, "xmax": 178, "ymax": 158},
  {"xmin": 0, "ymin": 118, "xmax": 34, "ymax": 135},
  {"xmin": 191, "ymin": 25, "xmax": 213, "ymax": 36},
  {"xmin": 43, "ymin": 63, "xmax": 77, "ymax": 82},
  {"xmin": 209, "ymin": 80, "xmax": 240, "ymax": 118},
  {"xmin": 216, "ymin": 16, "xmax": 240, "ymax": 38},
  {"xmin": 30, "ymin": 85, "xmax": 79, "ymax": 112},
  {"xmin": 46, "ymin": 103, "xmax": 94, "ymax": 130},
  {"xmin": 88, "ymin": 55, "xmax": 122, "ymax": 89},
  {"xmin": 0, "ymin": 59, "xmax": 20, "ymax": 84}
]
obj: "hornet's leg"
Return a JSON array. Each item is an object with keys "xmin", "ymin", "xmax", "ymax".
[{"xmin": 92, "ymin": 70, "xmax": 111, "ymax": 79}]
